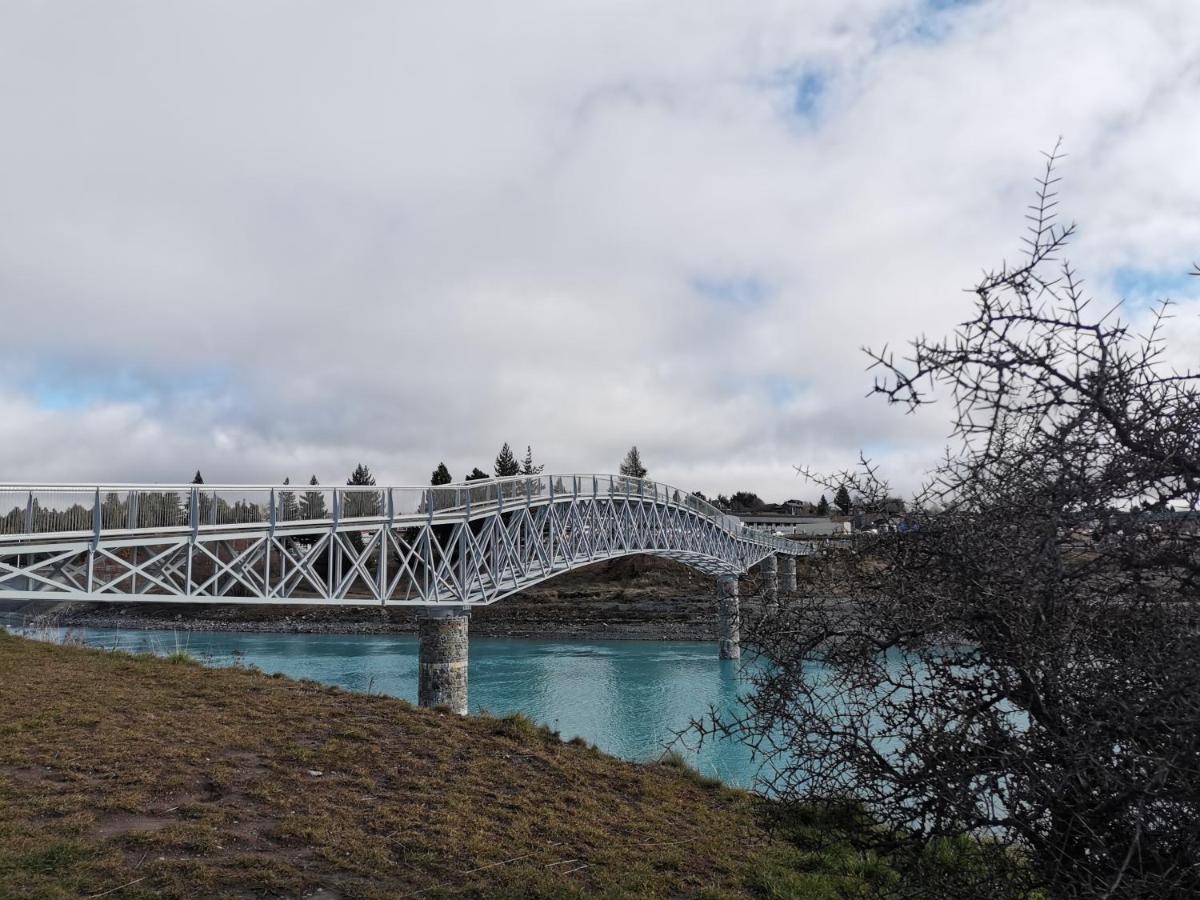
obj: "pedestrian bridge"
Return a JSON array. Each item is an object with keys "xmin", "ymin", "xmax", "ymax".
[{"xmin": 0, "ymin": 474, "xmax": 806, "ymax": 711}]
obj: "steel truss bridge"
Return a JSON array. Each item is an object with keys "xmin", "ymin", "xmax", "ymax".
[{"xmin": 0, "ymin": 475, "xmax": 805, "ymax": 607}]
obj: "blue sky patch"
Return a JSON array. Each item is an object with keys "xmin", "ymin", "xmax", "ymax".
[
  {"xmin": 1110, "ymin": 266, "xmax": 1198, "ymax": 308},
  {"xmin": 753, "ymin": 65, "xmax": 827, "ymax": 125},
  {"xmin": 29, "ymin": 367, "xmax": 234, "ymax": 413},
  {"xmin": 861, "ymin": 440, "xmax": 898, "ymax": 460},
  {"xmin": 721, "ymin": 372, "xmax": 806, "ymax": 409},
  {"xmin": 793, "ymin": 71, "xmax": 825, "ymax": 118},
  {"xmin": 877, "ymin": 0, "xmax": 981, "ymax": 48},
  {"xmin": 32, "ymin": 383, "xmax": 91, "ymax": 412},
  {"xmin": 764, "ymin": 375, "xmax": 805, "ymax": 408},
  {"xmin": 690, "ymin": 274, "xmax": 769, "ymax": 308}
]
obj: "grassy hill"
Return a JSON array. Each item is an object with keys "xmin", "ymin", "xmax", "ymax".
[{"xmin": 0, "ymin": 632, "xmax": 893, "ymax": 898}]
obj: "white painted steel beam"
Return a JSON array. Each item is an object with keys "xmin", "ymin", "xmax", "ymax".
[{"xmin": 0, "ymin": 475, "xmax": 808, "ymax": 606}]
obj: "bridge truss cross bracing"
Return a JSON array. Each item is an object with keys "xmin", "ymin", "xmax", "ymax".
[{"xmin": 0, "ymin": 475, "xmax": 806, "ymax": 607}]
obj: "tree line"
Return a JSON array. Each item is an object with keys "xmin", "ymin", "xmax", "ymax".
[
  {"xmin": 2, "ymin": 442, "xmax": 849, "ymax": 534},
  {"xmin": 178, "ymin": 442, "xmax": 648, "ymax": 502}
]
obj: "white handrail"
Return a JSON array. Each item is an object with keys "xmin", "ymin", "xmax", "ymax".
[{"xmin": 0, "ymin": 474, "xmax": 799, "ymax": 554}]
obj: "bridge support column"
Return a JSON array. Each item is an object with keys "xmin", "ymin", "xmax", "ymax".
[
  {"xmin": 760, "ymin": 555, "xmax": 779, "ymax": 611},
  {"xmin": 717, "ymin": 574, "xmax": 740, "ymax": 660},
  {"xmin": 779, "ymin": 554, "xmax": 797, "ymax": 594},
  {"xmin": 418, "ymin": 608, "xmax": 469, "ymax": 715}
]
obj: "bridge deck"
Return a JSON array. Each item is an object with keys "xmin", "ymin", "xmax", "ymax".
[{"xmin": 0, "ymin": 474, "xmax": 805, "ymax": 606}]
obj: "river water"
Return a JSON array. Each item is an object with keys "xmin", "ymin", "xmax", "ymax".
[{"xmin": 3, "ymin": 623, "xmax": 774, "ymax": 789}]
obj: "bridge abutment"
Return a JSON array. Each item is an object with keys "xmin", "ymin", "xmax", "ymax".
[
  {"xmin": 717, "ymin": 574, "xmax": 740, "ymax": 660},
  {"xmin": 779, "ymin": 554, "xmax": 797, "ymax": 594},
  {"xmin": 418, "ymin": 608, "xmax": 469, "ymax": 714}
]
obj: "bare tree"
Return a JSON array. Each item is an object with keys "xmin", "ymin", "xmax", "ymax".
[{"xmin": 701, "ymin": 147, "xmax": 1200, "ymax": 898}]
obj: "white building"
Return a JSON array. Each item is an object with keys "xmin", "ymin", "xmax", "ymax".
[{"xmin": 734, "ymin": 512, "xmax": 851, "ymax": 536}]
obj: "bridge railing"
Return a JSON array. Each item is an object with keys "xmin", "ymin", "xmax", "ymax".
[{"xmin": 0, "ymin": 476, "xmax": 797, "ymax": 553}]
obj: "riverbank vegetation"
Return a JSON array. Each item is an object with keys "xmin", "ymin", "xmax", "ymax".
[
  {"xmin": 0, "ymin": 631, "xmax": 937, "ymax": 899},
  {"xmin": 712, "ymin": 150, "xmax": 1200, "ymax": 898}
]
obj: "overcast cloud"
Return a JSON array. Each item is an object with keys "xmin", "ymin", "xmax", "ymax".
[{"xmin": 1, "ymin": 0, "xmax": 1199, "ymax": 500}]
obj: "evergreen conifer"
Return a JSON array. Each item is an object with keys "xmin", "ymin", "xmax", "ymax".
[
  {"xmin": 300, "ymin": 475, "xmax": 327, "ymax": 520},
  {"xmin": 520, "ymin": 445, "xmax": 544, "ymax": 475},
  {"xmin": 494, "ymin": 443, "xmax": 520, "ymax": 477},
  {"xmin": 619, "ymin": 445, "xmax": 647, "ymax": 479},
  {"xmin": 278, "ymin": 477, "xmax": 299, "ymax": 522}
]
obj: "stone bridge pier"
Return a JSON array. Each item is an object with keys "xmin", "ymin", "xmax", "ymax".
[
  {"xmin": 717, "ymin": 554, "xmax": 795, "ymax": 660},
  {"xmin": 779, "ymin": 554, "xmax": 797, "ymax": 594},
  {"xmin": 759, "ymin": 555, "xmax": 779, "ymax": 610},
  {"xmin": 717, "ymin": 574, "xmax": 740, "ymax": 660},
  {"xmin": 418, "ymin": 608, "xmax": 470, "ymax": 714}
]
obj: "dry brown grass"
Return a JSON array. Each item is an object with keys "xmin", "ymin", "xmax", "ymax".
[{"xmin": 0, "ymin": 632, "xmax": 888, "ymax": 898}]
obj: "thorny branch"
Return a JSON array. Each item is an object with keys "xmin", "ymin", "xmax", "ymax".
[{"xmin": 691, "ymin": 148, "xmax": 1200, "ymax": 899}]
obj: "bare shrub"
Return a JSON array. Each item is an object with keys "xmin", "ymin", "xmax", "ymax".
[{"xmin": 702, "ymin": 146, "xmax": 1200, "ymax": 898}]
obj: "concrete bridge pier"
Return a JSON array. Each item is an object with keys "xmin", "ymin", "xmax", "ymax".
[
  {"xmin": 418, "ymin": 607, "xmax": 470, "ymax": 715},
  {"xmin": 759, "ymin": 555, "xmax": 779, "ymax": 611},
  {"xmin": 779, "ymin": 554, "xmax": 797, "ymax": 595},
  {"xmin": 717, "ymin": 574, "xmax": 740, "ymax": 660}
]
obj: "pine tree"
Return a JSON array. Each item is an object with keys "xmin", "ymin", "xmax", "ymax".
[
  {"xmin": 344, "ymin": 464, "xmax": 380, "ymax": 517},
  {"xmin": 343, "ymin": 464, "xmax": 379, "ymax": 556},
  {"xmin": 816, "ymin": 494, "xmax": 830, "ymax": 516},
  {"xmin": 619, "ymin": 445, "xmax": 647, "ymax": 479},
  {"xmin": 494, "ymin": 443, "xmax": 520, "ymax": 477},
  {"xmin": 192, "ymin": 470, "xmax": 212, "ymax": 523},
  {"xmin": 431, "ymin": 462, "xmax": 452, "ymax": 485},
  {"xmin": 300, "ymin": 475, "xmax": 327, "ymax": 520},
  {"xmin": 834, "ymin": 484, "xmax": 852, "ymax": 516},
  {"xmin": 520, "ymin": 445, "xmax": 544, "ymax": 475},
  {"xmin": 278, "ymin": 477, "xmax": 299, "ymax": 522},
  {"xmin": 138, "ymin": 490, "xmax": 184, "ymax": 528},
  {"xmin": 101, "ymin": 492, "xmax": 126, "ymax": 529},
  {"xmin": 347, "ymin": 463, "xmax": 376, "ymax": 487},
  {"xmin": 465, "ymin": 467, "xmax": 490, "ymax": 481}
]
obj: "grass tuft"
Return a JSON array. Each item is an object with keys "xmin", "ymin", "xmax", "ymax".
[
  {"xmin": 655, "ymin": 751, "xmax": 724, "ymax": 790},
  {"xmin": 491, "ymin": 711, "xmax": 559, "ymax": 744}
]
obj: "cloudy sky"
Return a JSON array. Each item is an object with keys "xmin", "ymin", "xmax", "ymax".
[{"xmin": 1, "ymin": 0, "xmax": 1198, "ymax": 500}]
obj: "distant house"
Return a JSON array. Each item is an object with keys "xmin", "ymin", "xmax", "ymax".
[{"xmin": 851, "ymin": 497, "xmax": 907, "ymax": 532}]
